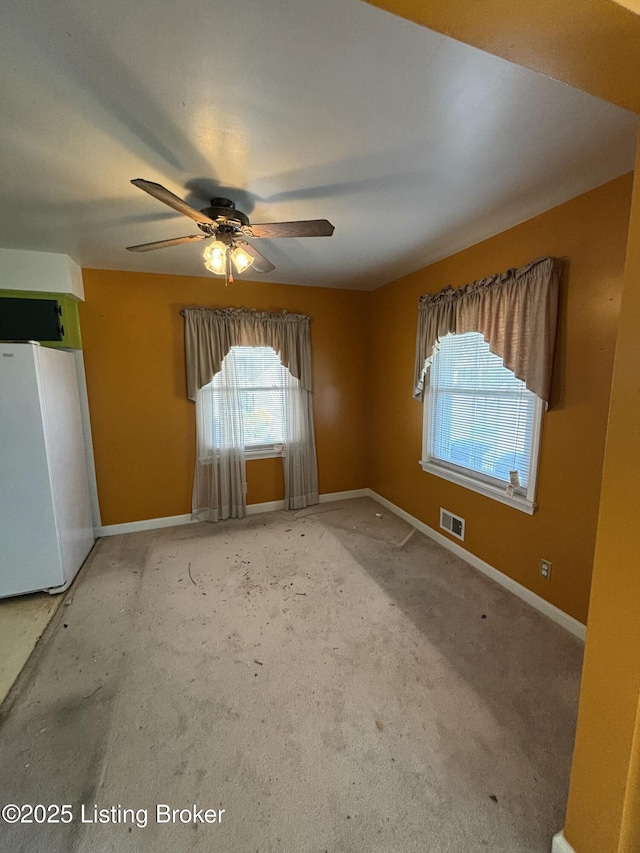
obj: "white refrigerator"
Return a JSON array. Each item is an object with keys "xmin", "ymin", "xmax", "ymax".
[{"xmin": 0, "ymin": 342, "xmax": 94, "ymax": 597}]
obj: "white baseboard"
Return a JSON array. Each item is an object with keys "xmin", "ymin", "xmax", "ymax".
[
  {"xmin": 319, "ymin": 489, "xmax": 369, "ymax": 503},
  {"xmin": 551, "ymin": 830, "xmax": 575, "ymax": 853},
  {"xmin": 97, "ymin": 489, "xmax": 369, "ymax": 535},
  {"xmin": 367, "ymin": 489, "xmax": 586, "ymax": 642},
  {"xmin": 245, "ymin": 499, "xmax": 284, "ymax": 515},
  {"xmin": 245, "ymin": 489, "xmax": 369, "ymax": 516},
  {"xmin": 95, "ymin": 513, "xmax": 195, "ymax": 537}
]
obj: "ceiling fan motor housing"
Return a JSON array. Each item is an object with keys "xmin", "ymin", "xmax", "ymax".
[{"xmin": 201, "ymin": 197, "xmax": 249, "ymax": 229}]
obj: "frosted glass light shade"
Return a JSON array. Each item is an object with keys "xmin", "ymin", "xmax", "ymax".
[
  {"xmin": 230, "ymin": 245, "xmax": 254, "ymax": 273},
  {"xmin": 203, "ymin": 240, "xmax": 227, "ymax": 275}
]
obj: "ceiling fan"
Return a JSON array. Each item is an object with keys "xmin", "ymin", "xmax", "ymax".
[{"xmin": 126, "ymin": 179, "xmax": 335, "ymax": 281}]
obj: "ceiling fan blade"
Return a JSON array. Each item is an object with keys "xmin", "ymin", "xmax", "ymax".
[
  {"xmin": 244, "ymin": 219, "xmax": 334, "ymax": 239},
  {"xmin": 238, "ymin": 240, "xmax": 276, "ymax": 273},
  {"xmin": 126, "ymin": 235, "xmax": 208, "ymax": 252},
  {"xmin": 131, "ymin": 179, "xmax": 214, "ymax": 225}
]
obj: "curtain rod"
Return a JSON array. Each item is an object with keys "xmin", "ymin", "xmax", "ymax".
[{"xmin": 179, "ymin": 306, "xmax": 311, "ymax": 322}]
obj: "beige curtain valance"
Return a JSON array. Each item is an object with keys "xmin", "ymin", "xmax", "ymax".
[
  {"xmin": 181, "ymin": 307, "xmax": 313, "ymax": 400},
  {"xmin": 414, "ymin": 256, "xmax": 560, "ymax": 404}
]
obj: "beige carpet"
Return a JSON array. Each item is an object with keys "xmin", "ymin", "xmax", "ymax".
[
  {"xmin": 0, "ymin": 498, "xmax": 582, "ymax": 852},
  {"xmin": 0, "ymin": 591, "xmax": 63, "ymax": 705}
]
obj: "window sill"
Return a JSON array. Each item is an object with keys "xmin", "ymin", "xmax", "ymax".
[
  {"xmin": 246, "ymin": 447, "xmax": 285, "ymax": 460},
  {"xmin": 199, "ymin": 446, "xmax": 285, "ymax": 464},
  {"xmin": 419, "ymin": 459, "xmax": 536, "ymax": 515}
]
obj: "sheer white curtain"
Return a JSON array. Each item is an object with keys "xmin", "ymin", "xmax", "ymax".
[
  {"xmin": 282, "ymin": 370, "xmax": 318, "ymax": 510},
  {"xmin": 193, "ymin": 349, "xmax": 246, "ymax": 522}
]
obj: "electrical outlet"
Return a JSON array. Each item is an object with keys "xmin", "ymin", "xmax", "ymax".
[{"xmin": 540, "ymin": 559, "xmax": 552, "ymax": 580}]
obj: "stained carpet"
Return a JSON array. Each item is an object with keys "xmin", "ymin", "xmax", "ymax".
[{"xmin": 0, "ymin": 498, "xmax": 582, "ymax": 852}]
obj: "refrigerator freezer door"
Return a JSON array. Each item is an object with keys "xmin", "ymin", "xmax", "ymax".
[{"xmin": 36, "ymin": 346, "xmax": 94, "ymax": 586}]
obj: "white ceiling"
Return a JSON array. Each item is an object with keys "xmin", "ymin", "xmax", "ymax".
[{"xmin": 0, "ymin": 0, "xmax": 637, "ymax": 290}]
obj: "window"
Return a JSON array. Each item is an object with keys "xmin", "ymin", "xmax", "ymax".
[
  {"xmin": 198, "ymin": 346, "xmax": 288, "ymax": 459},
  {"xmin": 420, "ymin": 332, "xmax": 544, "ymax": 513}
]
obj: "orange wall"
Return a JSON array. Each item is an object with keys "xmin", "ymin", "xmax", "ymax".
[
  {"xmin": 368, "ymin": 174, "xmax": 633, "ymax": 624},
  {"xmin": 564, "ymin": 144, "xmax": 640, "ymax": 853},
  {"xmin": 79, "ymin": 273, "xmax": 369, "ymax": 525}
]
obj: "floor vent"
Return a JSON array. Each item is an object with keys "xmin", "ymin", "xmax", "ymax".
[{"xmin": 440, "ymin": 508, "xmax": 465, "ymax": 541}]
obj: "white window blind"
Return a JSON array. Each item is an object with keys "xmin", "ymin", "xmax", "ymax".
[
  {"xmin": 426, "ymin": 332, "xmax": 537, "ymax": 492},
  {"xmin": 201, "ymin": 346, "xmax": 288, "ymax": 452}
]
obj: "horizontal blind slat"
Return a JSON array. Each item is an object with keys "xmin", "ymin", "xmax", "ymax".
[
  {"xmin": 201, "ymin": 346, "xmax": 288, "ymax": 448},
  {"xmin": 429, "ymin": 333, "xmax": 535, "ymax": 487}
]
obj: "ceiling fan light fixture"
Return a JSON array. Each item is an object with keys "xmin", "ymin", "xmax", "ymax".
[
  {"xmin": 230, "ymin": 244, "xmax": 254, "ymax": 274},
  {"xmin": 203, "ymin": 239, "xmax": 227, "ymax": 275}
]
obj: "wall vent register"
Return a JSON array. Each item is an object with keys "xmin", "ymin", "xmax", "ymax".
[{"xmin": 440, "ymin": 508, "xmax": 465, "ymax": 541}]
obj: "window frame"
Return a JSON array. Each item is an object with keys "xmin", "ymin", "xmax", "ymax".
[{"xmin": 419, "ymin": 334, "xmax": 545, "ymax": 515}]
